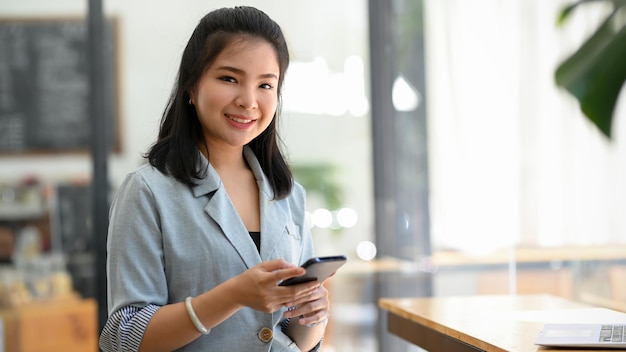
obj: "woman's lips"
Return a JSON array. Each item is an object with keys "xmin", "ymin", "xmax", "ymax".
[{"xmin": 226, "ymin": 114, "xmax": 254, "ymax": 124}]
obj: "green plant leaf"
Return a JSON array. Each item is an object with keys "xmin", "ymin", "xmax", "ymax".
[
  {"xmin": 556, "ymin": 0, "xmax": 624, "ymax": 26},
  {"xmin": 292, "ymin": 163, "xmax": 344, "ymax": 210},
  {"xmin": 555, "ymin": 7, "xmax": 626, "ymax": 138},
  {"xmin": 557, "ymin": 1, "xmax": 586, "ymax": 26}
]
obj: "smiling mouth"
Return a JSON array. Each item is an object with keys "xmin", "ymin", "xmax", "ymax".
[{"xmin": 227, "ymin": 114, "xmax": 254, "ymax": 124}]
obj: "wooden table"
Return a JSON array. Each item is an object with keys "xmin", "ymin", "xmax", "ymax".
[{"xmin": 379, "ymin": 294, "xmax": 626, "ymax": 352}]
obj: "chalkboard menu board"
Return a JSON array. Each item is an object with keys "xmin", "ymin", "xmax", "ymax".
[{"xmin": 0, "ymin": 18, "xmax": 118, "ymax": 154}]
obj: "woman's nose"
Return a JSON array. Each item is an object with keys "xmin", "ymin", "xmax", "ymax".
[{"xmin": 236, "ymin": 86, "xmax": 258, "ymax": 110}]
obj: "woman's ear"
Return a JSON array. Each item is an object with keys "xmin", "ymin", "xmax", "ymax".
[
  {"xmin": 187, "ymin": 92, "xmax": 194, "ymax": 106},
  {"xmin": 187, "ymin": 88, "xmax": 197, "ymax": 106}
]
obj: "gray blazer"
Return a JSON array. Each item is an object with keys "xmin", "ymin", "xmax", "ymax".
[{"xmin": 104, "ymin": 146, "xmax": 315, "ymax": 351}]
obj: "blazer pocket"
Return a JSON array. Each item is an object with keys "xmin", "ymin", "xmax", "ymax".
[
  {"xmin": 284, "ymin": 221, "xmax": 304, "ymax": 264},
  {"xmin": 285, "ymin": 221, "xmax": 301, "ymax": 240}
]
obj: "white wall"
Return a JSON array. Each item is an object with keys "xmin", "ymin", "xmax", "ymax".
[{"xmin": 0, "ymin": 0, "xmax": 374, "ymax": 256}]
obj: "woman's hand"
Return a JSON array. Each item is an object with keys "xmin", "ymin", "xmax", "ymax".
[
  {"xmin": 233, "ymin": 259, "xmax": 320, "ymax": 313},
  {"xmin": 282, "ymin": 284, "xmax": 330, "ymax": 326}
]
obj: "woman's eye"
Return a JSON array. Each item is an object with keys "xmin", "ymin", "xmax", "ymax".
[
  {"xmin": 260, "ymin": 83, "xmax": 273, "ymax": 89},
  {"xmin": 220, "ymin": 76, "xmax": 237, "ymax": 83}
]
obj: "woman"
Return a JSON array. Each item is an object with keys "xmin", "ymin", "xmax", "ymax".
[{"xmin": 99, "ymin": 6, "xmax": 329, "ymax": 352}]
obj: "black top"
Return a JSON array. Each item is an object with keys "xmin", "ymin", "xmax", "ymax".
[{"xmin": 249, "ymin": 231, "xmax": 260, "ymax": 253}]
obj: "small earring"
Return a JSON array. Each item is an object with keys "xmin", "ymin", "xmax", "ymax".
[{"xmin": 188, "ymin": 99, "xmax": 192, "ymax": 105}]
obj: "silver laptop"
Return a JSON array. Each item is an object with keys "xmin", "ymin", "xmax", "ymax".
[{"xmin": 535, "ymin": 323, "xmax": 626, "ymax": 349}]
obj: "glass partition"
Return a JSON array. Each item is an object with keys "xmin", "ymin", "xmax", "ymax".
[{"xmin": 1, "ymin": 0, "xmax": 625, "ymax": 351}]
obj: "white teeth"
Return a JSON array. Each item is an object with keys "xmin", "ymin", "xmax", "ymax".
[{"xmin": 228, "ymin": 115, "xmax": 252, "ymax": 124}]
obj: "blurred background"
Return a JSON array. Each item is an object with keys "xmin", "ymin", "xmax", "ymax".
[{"xmin": 0, "ymin": 0, "xmax": 625, "ymax": 351}]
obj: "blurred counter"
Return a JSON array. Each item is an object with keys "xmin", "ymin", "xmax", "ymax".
[{"xmin": 0, "ymin": 297, "xmax": 98, "ymax": 352}]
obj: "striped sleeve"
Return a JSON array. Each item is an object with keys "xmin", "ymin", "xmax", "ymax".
[
  {"xmin": 279, "ymin": 317, "xmax": 324, "ymax": 352},
  {"xmin": 99, "ymin": 304, "xmax": 160, "ymax": 352}
]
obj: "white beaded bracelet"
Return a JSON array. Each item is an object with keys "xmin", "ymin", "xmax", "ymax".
[{"xmin": 184, "ymin": 296, "xmax": 210, "ymax": 335}]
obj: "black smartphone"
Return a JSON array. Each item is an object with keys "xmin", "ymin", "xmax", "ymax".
[{"xmin": 279, "ymin": 255, "xmax": 347, "ymax": 286}]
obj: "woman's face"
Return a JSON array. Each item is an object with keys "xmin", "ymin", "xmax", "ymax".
[{"xmin": 192, "ymin": 38, "xmax": 280, "ymax": 151}]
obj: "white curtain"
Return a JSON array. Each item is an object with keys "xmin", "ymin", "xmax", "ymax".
[{"xmin": 424, "ymin": 0, "xmax": 626, "ymax": 255}]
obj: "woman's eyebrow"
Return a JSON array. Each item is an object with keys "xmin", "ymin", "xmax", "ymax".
[{"xmin": 215, "ymin": 65, "xmax": 278, "ymax": 80}]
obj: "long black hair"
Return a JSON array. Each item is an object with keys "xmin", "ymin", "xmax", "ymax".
[{"xmin": 146, "ymin": 6, "xmax": 293, "ymax": 199}]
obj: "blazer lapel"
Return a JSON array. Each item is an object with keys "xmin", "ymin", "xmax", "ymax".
[
  {"xmin": 258, "ymin": 189, "xmax": 292, "ymax": 261},
  {"xmin": 192, "ymin": 150, "xmax": 261, "ymax": 270},
  {"xmin": 243, "ymin": 148, "xmax": 295, "ymax": 262}
]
